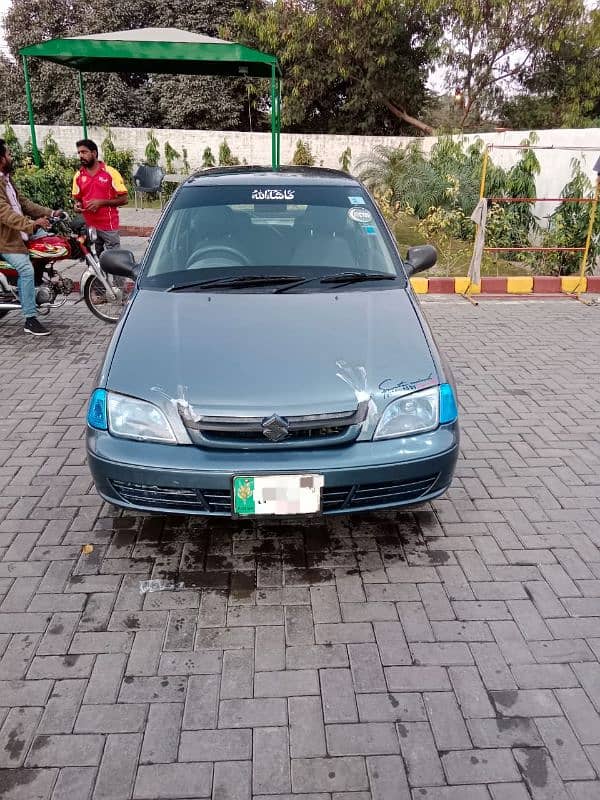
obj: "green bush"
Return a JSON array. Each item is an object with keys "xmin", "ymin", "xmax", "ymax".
[
  {"xmin": 9, "ymin": 133, "xmax": 76, "ymax": 209},
  {"xmin": 339, "ymin": 146, "xmax": 352, "ymax": 173},
  {"xmin": 359, "ymin": 134, "xmax": 542, "ymax": 266},
  {"xmin": 145, "ymin": 130, "xmax": 160, "ymax": 167},
  {"xmin": 182, "ymin": 147, "xmax": 191, "ymax": 174},
  {"xmin": 292, "ymin": 139, "xmax": 315, "ymax": 166},
  {"xmin": 42, "ymin": 133, "xmax": 73, "ymax": 169},
  {"xmin": 202, "ymin": 146, "xmax": 216, "ymax": 168},
  {"xmin": 3, "ymin": 121, "xmax": 24, "ymax": 169},
  {"xmin": 22, "ymin": 138, "xmax": 37, "ymax": 165},
  {"xmin": 488, "ymin": 139, "xmax": 540, "ymax": 254},
  {"xmin": 101, "ymin": 129, "xmax": 134, "ymax": 187},
  {"xmin": 541, "ymin": 159, "xmax": 600, "ymax": 275},
  {"xmin": 164, "ymin": 141, "xmax": 180, "ymax": 173},
  {"xmin": 218, "ymin": 139, "xmax": 240, "ymax": 166},
  {"xmin": 12, "ymin": 160, "xmax": 73, "ymax": 210}
]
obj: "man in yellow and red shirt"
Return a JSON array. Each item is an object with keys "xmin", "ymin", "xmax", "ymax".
[{"xmin": 72, "ymin": 139, "xmax": 128, "ymax": 254}]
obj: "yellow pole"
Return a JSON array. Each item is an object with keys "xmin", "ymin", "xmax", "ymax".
[
  {"xmin": 578, "ymin": 178, "xmax": 600, "ymax": 288},
  {"xmin": 479, "ymin": 146, "xmax": 490, "ymax": 200}
]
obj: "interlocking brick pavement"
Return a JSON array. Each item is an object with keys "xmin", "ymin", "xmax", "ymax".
[{"xmin": 0, "ymin": 296, "xmax": 599, "ymax": 798}]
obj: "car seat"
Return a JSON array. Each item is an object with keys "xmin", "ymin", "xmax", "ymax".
[{"xmin": 290, "ymin": 206, "xmax": 357, "ymax": 269}]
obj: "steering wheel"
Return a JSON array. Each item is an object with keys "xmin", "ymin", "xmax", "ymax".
[{"xmin": 185, "ymin": 245, "xmax": 251, "ymax": 269}]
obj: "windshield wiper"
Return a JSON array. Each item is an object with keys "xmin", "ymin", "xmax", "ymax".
[
  {"xmin": 275, "ymin": 271, "xmax": 397, "ymax": 293},
  {"xmin": 321, "ymin": 271, "xmax": 398, "ymax": 284},
  {"xmin": 167, "ymin": 275, "xmax": 300, "ymax": 292}
]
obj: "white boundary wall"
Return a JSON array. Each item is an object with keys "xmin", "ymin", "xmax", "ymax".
[
  {"xmin": 11, "ymin": 124, "xmax": 600, "ymax": 216},
  {"xmin": 11, "ymin": 125, "xmax": 416, "ymax": 171}
]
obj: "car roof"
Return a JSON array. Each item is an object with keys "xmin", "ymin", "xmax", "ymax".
[{"xmin": 183, "ymin": 165, "xmax": 362, "ymax": 188}]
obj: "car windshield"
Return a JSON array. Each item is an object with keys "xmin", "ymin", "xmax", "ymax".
[{"xmin": 141, "ymin": 184, "xmax": 402, "ymax": 290}]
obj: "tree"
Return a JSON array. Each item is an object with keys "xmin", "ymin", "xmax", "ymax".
[
  {"xmin": 440, "ymin": 0, "xmax": 588, "ymax": 128},
  {"xmin": 0, "ymin": 56, "xmax": 23, "ymax": 124},
  {"xmin": 1, "ymin": 0, "xmax": 253, "ymax": 129},
  {"xmin": 501, "ymin": 7, "xmax": 600, "ymax": 129},
  {"xmin": 3, "ymin": 0, "xmax": 159, "ymax": 126},
  {"xmin": 498, "ymin": 94, "xmax": 561, "ymax": 130},
  {"xmin": 228, "ymin": 0, "xmax": 442, "ymax": 135},
  {"xmin": 148, "ymin": 0, "xmax": 253, "ymax": 130},
  {"xmin": 2, "ymin": 121, "xmax": 24, "ymax": 167}
]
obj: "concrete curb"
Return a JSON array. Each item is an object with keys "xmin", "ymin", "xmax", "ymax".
[
  {"xmin": 411, "ymin": 276, "xmax": 600, "ymax": 295},
  {"xmin": 121, "ymin": 225, "xmax": 154, "ymax": 237}
]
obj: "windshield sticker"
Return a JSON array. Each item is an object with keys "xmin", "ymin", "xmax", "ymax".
[
  {"xmin": 348, "ymin": 207, "xmax": 373, "ymax": 224},
  {"xmin": 348, "ymin": 196, "xmax": 366, "ymax": 205},
  {"xmin": 361, "ymin": 225, "xmax": 377, "ymax": 235},
  {"xmin": 251, "ymin": 189, "xmax": 295, "ymax": 200}
]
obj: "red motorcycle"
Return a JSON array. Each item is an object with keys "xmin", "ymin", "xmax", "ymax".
[{"xmin": 0, "ymin": 213, "xmax": 132, "ymax": 323}]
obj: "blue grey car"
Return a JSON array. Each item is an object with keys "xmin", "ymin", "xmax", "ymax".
[{"xmin": 86, "ymin": 167, "xmax": 459, "ymax": 517}]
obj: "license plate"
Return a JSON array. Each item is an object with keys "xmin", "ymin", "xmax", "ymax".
[{"xmin": 233, "ymin": 474, "xmax": 324, "ymax": 516}]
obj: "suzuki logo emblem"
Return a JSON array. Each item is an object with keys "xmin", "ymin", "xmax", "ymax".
[{"xmin": 262, "ymin": 414, "xmax": 289, "ymax": 442}]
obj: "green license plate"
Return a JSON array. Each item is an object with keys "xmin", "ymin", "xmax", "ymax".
[{"xmin": 233, "ymin": 474, "xmax": 324, "ymax": 516}]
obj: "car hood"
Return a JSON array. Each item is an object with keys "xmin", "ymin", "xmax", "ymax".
[{"xmin": 107, "ymin": 288, "xmax": 437, "ymax": 418}]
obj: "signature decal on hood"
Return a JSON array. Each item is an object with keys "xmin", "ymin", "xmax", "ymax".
[
  {"xmin": 252, "ymin": 189, "xmax": 295, "ymax": 200},
  {"xmin": 379, "ymin": 374, "xmax": 437, "ymax": 399}
]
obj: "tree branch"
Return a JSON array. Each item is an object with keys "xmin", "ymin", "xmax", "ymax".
[{"xmin": 384, "ymin": 98, "xmax": 435, "ymax": 135}]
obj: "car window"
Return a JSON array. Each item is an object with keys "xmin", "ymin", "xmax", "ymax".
[{"xmin": 143, "ymin": 184, "xmax": 399, "ymax": 282}]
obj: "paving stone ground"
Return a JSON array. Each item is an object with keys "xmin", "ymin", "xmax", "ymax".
[{"xmin": 0, "ymin": 296, "xmax": 599, "ymax": 800}]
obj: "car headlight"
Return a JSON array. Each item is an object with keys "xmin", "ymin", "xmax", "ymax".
[
  {"xmin": 374, "ymin": 384, "xmax": 457, "ymax": 440},
  {"xmin": 87, "ymin": 389, "xmax": 176, "ymax": 444}
]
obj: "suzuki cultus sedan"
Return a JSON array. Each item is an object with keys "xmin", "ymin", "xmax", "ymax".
[{"xmin": 86, "ymin": 167, "xmax": 459, "ymax": 517}]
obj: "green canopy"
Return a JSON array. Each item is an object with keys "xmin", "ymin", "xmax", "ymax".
[{"xmin": 19, "ymin": 28, "xmax": 282, "ymax": 167}]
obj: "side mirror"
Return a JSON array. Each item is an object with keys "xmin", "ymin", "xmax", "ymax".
[
  {"xmin": 405, "ymin": 245, "xmax": 437, "ymax": 276},
  {"xmin": 101, "ymin": 249, "xmax": 139, "ymax": 279}
]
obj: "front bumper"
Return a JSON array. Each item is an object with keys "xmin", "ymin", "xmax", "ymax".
[{"xmin": 87, "ymin": 423, "xmax": 459, "ymax": 516}]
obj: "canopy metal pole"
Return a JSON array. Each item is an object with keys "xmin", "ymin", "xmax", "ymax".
[
  {"xmin": 276, "ymin": 76, "xmax": 281, "ymax": 169},
  {"xmin": 22, "ymin": 56, "xmax": 41, "ymax": 167},
  {"xmin": 78, "ymin": 72, "xmax": 88, "ymax": 138},
  {"xmin": 270, "ymin": 66, "xmax": 276, "ymax": 170}
]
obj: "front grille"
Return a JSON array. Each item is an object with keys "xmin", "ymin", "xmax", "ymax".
[
  {"xmin": 323, "ymin": 475, "xmax": 439, "ymax": 512},
  {"xmin": 200, "ymin": 489, "xmax": 232, "ymax": 513},
  {"xmin": 111, "ymin": 480, "xmax": 229, "ymax": 513},
  {"xmin": 111, "ymin": 474, "xmax": 439, "ymax": 515},
  {"xmin": 203, "ymin": 425, "xmax": 347, "ymax": 444},
  {"xmin": 179, "ymin": 402, "xmax": 368, "ymax": 449}
]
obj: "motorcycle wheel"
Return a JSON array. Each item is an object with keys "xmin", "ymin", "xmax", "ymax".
[{"xmin": 83, "ymin": 275, "xmax": 132, "ymax": 323}]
